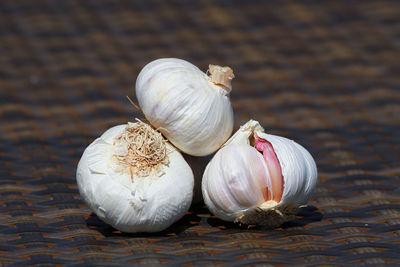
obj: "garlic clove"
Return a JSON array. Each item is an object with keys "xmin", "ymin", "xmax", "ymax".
[
  {"xmin": 256, "ymin": 131, "xmax": 317, "ymax": 208},
  {"xmin": 202, "ymin": 144, "xmax": 272, "ymax": 222},
  {"xmin": 135, "ymin": 58, "xmax": 234, "ymax": 156},
  {"xmin": 77, "ymin": 122, "xmax": 194, "ymax": 233},
  {"xmin": 202, "ymin": 119, "xmax": 318, "ymax": 227},
  {"xmin": 254, "ymin": 135, "xmax": 283, "ymax": 202}
]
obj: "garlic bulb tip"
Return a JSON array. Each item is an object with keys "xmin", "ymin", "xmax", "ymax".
[{"xmin": 208, "ymin": 64, "xmax": 235, "ymax": 91}]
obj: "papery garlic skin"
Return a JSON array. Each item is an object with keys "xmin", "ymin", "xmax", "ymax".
[
  {"xmin": 135, "ymin": 58, "xmax": 234, "ymax": 156},
  {"xmin": 202, "ymin": 144, "xmax": 270, "ymax": 222},
  {"xmin": 202, "ymin": 120, "xmax": 317, "ymax": 226},
  {"xmin": 76, "ymin": 124, "xmax": 194, "ymax": 233}
]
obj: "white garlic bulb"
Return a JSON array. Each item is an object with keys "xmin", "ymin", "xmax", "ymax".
[
  {"xmin": 76, "ymin": 121, "xmax": 194, "ymax": 233},
  {"xmin": 135, "ymin": 58, "xmax": 234, "ymax": 156},
  {"xmin": 202, "ymin": 120, "xmax": 317, "ymax": 227}
]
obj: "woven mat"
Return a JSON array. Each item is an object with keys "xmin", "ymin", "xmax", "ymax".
[{"xmin": 1, "ymin": 0, "xmax": 399, "ymax": 265}]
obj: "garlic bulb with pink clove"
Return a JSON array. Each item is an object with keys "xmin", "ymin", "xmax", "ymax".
[
  {"xmin": 135, "ymin": 58, "xmax": 234, "ymax": 156},
  {"xmin": 201, "ymin": 120, "xmax": 318, "ymax": 227}
]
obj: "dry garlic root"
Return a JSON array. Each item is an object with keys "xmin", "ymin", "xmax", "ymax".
[
  {"xmin": 135, "ymin": 58, "xmax": 234, "ymax": 156},
  {"xmin": 76, "ymin": 120, "xmax": 194, "ymax": 233},
  {"xmin": 202, "ymin": 120, "xmax": 318, "ymax": 227}
]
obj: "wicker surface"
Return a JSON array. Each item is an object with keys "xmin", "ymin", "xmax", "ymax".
[{"xmin": 1, "ymin": 0, "xmax": 399, "ymax": 265}]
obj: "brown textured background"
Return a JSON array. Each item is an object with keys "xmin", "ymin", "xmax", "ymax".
[{"xmin": 1, "ymin": 0, "xmax": 399, "ymax": 265}]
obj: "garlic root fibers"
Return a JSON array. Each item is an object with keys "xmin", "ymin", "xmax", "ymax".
[{"xmin": 112, "ymin": 119, "xmax": 168, "ymax": 178}]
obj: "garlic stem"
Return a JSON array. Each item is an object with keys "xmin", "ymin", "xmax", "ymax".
[
  {"xmin": 254, "ymin": 135, "xmax": 284, "ymax": 202},
  {"xmin": 208, "ymin": 64, "xmax": 235, "ymax": 91}
]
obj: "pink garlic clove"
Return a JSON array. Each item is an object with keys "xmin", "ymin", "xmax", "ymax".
[{"xmin": 254, "ymin": 134, "xmax": 284, "ymax": 203}]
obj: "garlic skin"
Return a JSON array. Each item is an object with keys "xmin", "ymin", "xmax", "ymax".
[
  {"xmin": 135, "ymin": 58, "xmax": 234, "ymax": 156},
  {"xmin": 76, "ymin": 123, "xmax": 194, "ymax": 233},
  {"xmin": 202, "ymin": 120, "xmax": 317, "ymax": 227}
]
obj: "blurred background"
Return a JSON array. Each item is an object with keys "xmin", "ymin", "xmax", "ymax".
[{"xmin": 0, "ymin": 0, "xmax": 399, "ymax": 265}]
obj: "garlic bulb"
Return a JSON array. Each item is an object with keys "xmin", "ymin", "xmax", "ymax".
[
  {"xmin": 135, "ymin": 58, "xmax": 234, "ymax": 156},
  {"xmin": 76, "ymin": 120, "xmax": 194, "ymax": 233},
  {"xmin": 202, "ymin": 120, "xmax": 317, "ymax": 227}
]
